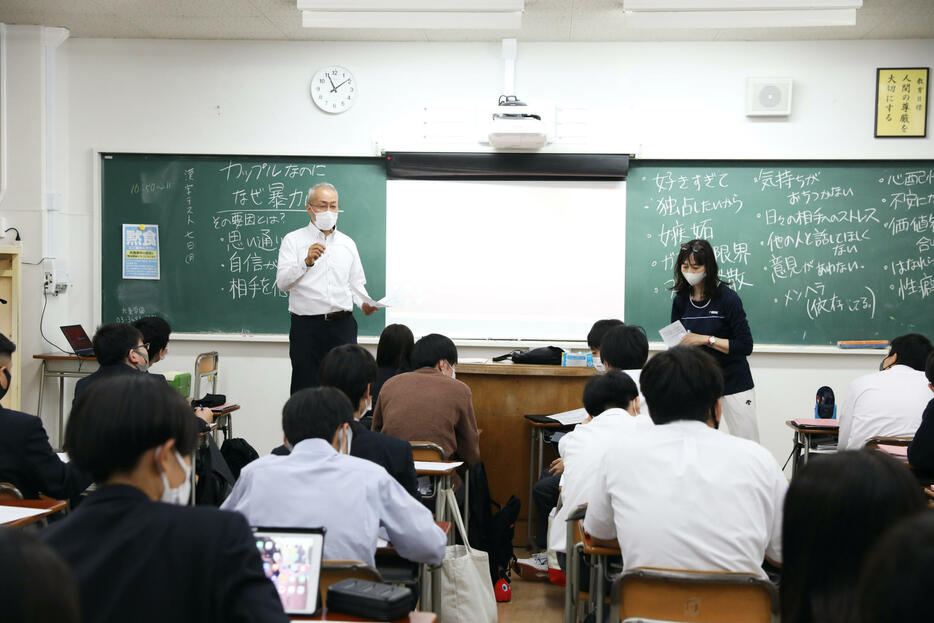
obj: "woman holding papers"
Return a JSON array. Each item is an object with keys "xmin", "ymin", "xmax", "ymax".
[{"xmin": 669, "ymin": 239, "xmax": 758, "ymax": 441}]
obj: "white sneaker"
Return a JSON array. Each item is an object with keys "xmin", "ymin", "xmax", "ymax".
[{"xmin": 514, "ymin": 552, "xmax": 549, "ymax": 580}]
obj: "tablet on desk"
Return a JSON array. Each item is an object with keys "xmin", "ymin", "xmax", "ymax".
[{"xmin": 252, "ymin": 526, "xmax": 325, "ymax": 618}]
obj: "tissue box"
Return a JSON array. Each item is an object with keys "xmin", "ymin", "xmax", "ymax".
[{"xmin": 561, "ymin": 352, "xmax": 593, "ymax": 367}]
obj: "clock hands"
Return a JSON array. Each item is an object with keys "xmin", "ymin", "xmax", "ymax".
[
  {"xmin": 326, "ymin": 74, "xmax": 337, "ymax": 93},
  {"xmin": 333, "ymin": 78, "xmax": 352, "ymax": 91}
]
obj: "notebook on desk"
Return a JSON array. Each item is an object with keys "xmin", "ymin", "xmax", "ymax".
[
  {"xmin": 252, "ymin": 526, "xmax": 325, "ymax": 618},
  {"xmin": 791, "ymin": 418, "xmax": 840, "ymax": 429},
  {"xmin": 60, "ymin": 325, "xmax": 95, "ymax": 357}
]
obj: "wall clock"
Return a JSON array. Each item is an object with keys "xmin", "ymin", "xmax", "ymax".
[{"xmin": 310, "ymin": 66, "xmax": 356, "ymax": 114}]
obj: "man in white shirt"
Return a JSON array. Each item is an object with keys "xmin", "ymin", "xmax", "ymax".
[
  {"xmin": 222, "ymin": 387, "xmax": 446, "ymax": 567},
  {"xmin": 838, "ymin": 333, "xmax": 932, "ymax": 450},
  {"xmin": 583, "ymin": 346, "xmax": 786, "ymax": 579},
  {"xmin": 546, "ymin": 370, "xmax": 649, "ymax": 555},
  {"xmin": 276, "ymin": 183, "xmax": 377, "ymax": 394}
]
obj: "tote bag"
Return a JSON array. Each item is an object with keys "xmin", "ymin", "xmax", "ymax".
[{"xmin": 436, "ymin": 488, "xmax": 498, "ymax": 623}]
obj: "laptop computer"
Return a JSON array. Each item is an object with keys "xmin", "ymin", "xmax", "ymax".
[
  {"xmin": 60, "ymin": 325, "xmax": 95, "ymax": 357},
  {"xmin": 252, "ymin": 526, "xmax": 325, "ymax": 618}
]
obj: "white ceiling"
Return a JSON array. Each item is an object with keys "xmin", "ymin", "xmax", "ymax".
[{"xmin": 0, "ymin": 0, "xmax": 932, "ymax": 42}]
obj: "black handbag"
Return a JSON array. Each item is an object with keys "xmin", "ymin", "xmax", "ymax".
[
  {"xmin": 326, "ymin": 579, "xmax": 413, "ymax": 621},
  {"xmin": 493, "ymin": 346, "xmax": 564, "ymax": 365}
]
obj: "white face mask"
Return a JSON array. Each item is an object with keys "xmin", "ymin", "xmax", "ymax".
[
  {"xmin": 132, "ymin": 346, "xmax": 150, "ymax": 372},
  {"xmin": 682, "ymin": 270, "xmax": 706, "ymax": 287},
  {"xmin": 313, "ymin": 210, "xmax": 338, "ymax": 231},
  {"xmin": 594, "ymin": 358, "xmax": 606, "ymax": 373},
  {"xmin": 158, "ymin": 449, "xmax": 191, "ymax": 505}
]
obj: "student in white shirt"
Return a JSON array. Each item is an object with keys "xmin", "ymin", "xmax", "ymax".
[
  {"xmin": 546, "ymin": 370, "xmax": 649, "ymax": 555},
  {"xmin": 598, "ymin": 324, "xmax": 651, "ymax": 420},
  {"xmin": 838, "ymin": 333, "xmax": 932, "ymax": 450},
  {"xmin": 583, "ymin": 346, "xmax": 787, "ymax": 579},
  {"xmin": 276, "ymin": 183, "xmax": 378, "ymax": 394},
  {"xmin": 222, "ymin": 387, "xmax": 446, "ymax": 567}
]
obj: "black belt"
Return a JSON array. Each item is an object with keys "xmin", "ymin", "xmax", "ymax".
[{"xmin": 300, "ymin": 310, "xmax": 352, "ymax": 321}]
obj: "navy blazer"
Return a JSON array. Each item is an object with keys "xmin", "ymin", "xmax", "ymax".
[
  {"xmin": 42, "ymin": 485, "xmax": 288, "ymax": 623},
  {"xmin": 0, "ymin": 406, "xmax": 91, "ymax": 500},
  {"xmin": 73, "ymin": 363, "xmax": 141, "ymax": 402},
  {"xmin": 271, "ymin": 420, "xmax": 419, "ymax": 499}
]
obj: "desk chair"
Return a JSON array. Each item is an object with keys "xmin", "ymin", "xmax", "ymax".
[
  {"xmin": 194, "ymin": 351, "xmax": 230, "ymax": 440},
  {"xmin": 864, "ymin": 435, "xmax": 914, "ymax": 450},
  {"xmin": 580, "ymin": 521, "xmax": 622, "ymax": 623},
  {"xmin": 409, "ymin": 441, "xmax": 470, "ymax": 531},
  {"xmin": 321, "ymin": 560, "xmax": 384, "ymax": 602},
  {"xmin": 564, "ymin": 504, "xmax": 588, "ymax": 623},
  {"xmin": 612, "ymin": 567, "xmax": 779, "ymax": 623},
  {"xmin": 0, "ymin": 482, "xmax": 24, "ymax": 500}
]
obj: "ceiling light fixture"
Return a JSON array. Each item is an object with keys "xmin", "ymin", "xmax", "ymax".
[
  {"xmin": 299, "ymin": 0, "xmax": 523, "ymax": 30},
  {"xmin": 623, "ymin": 0, "xmax": 861, "ymax": 29}
]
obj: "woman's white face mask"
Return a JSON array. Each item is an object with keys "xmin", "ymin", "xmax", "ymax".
[{"xmin": 682, "ymin": 270, "xmax": 706, "ymax": 287}]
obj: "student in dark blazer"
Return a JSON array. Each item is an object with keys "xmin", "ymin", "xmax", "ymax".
[
  {"xmin": 907, "ymin": 351, "xmax": 934, "ymax": 472},
  {"xmin": 0, "ymin": 333, "xmax": 91, "ymax": 501},
  {"xmin": 273, "ymin": 344, "xmax": 420, "ymax": 499},
  {"xmin": 42, "ymin": 373, "xmax": 287, "ymax": 623}
]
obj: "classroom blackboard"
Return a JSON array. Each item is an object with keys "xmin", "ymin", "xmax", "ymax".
[
  {"xmin": 625, "ymin": 161, "xmax": 934, "ymax": 345},
  {"xmin": 101, "ymin": 154, "xmax": 387, "ymax": 335}
]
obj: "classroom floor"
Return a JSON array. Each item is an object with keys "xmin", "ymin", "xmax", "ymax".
[{"xmin": 497, "ymin": 550, "xmax": 565, "ymax": 623}]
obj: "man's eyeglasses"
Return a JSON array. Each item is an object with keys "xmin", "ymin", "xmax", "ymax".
[{"xmin": 134, "ymin": 343, "xmax": 150, "ymax": 353}]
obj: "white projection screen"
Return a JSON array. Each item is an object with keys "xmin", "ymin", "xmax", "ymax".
[{"xmin": 385, "ymin": 179, "xmax": 627, "ymax": 341}]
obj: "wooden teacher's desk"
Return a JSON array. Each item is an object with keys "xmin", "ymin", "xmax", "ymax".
[{"xmin": 455, "ymin": 362, "xmax": 597, "ymax": 546}]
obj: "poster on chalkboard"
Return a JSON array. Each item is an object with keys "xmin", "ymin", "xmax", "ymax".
[{"xmin": 122, "ymin": 224, "xmax": 160, "ymax": 280}]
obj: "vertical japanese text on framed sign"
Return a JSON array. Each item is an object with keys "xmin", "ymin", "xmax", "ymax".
[{"xmin": 875, "ymin": 67, "xmax": 929, "ymax": 138}]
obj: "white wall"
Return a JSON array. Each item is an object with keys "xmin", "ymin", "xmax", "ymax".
[{"xmin": 3, "ymin": 34, "xmax": 932, "ymax": 467}]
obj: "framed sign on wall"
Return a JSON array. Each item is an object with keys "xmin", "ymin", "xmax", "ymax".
[{"xmin": 875, "ymin": 67, "xmax": 929, "ymax": 138}]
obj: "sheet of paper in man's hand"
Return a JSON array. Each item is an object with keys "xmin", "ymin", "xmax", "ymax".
[
  {"xmin": 353, "ymin": 285, "xmax": 393, "ymax": 308},
  {"xmin": 659, "ymin": 321, "xmax": 687, "ymax": 349}
]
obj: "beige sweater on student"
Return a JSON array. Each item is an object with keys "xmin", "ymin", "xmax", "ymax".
[{"xmin": 372, "ymin": 367, "xmax": 481, "ymax": 466}]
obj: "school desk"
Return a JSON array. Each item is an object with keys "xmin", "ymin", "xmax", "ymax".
[{"xmin": 33, "ymin": 353, "xmax": 99, "ymax": 448}]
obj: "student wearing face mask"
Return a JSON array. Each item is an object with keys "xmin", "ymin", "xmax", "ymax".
[
  {"xmin": 276, "ymin": 183, "xmax": 378, "ymax": 395},
  {"xmin": 0, "ymin": 333, "xmax": 92, "ymax": 502},
  {"xmin": 42, "ymin": 374, "xmax": 289, "ymax": 623},
  {"xmin": 74, "ymin": 322, "xmax": 213, "ymax": 426},
  {"xmin": 583, "ymin": 347, "xmax": 786, "ymax": 578},
  {"xmin": 373, "ymin": 333, "xmax": 481, "ymax": 480},
  {"xmin": 670, "ymin": 239, "xmax": 758, "ymax": 441},
  {"xmin": 223, "ymin": 387, "xmax": 446, "ymax": 567},
  {"xmin": 271, "ymin": 344, "xmax": 420, "ymax": 498}
]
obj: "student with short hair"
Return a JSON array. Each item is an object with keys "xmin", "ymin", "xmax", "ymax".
[
  {"xmin": 547, "ymin": 370, "xmax": 648, "ymax": 555},
  {"xmin": 72, "ymin": 322, "xmax": 147, "ymax": 400},
  {"xmin": 906, "ymin": 351, "xmax": 934, "ymax": 471},
  {"xmin": 318, "ymin": 344, "xmax": 419, "ymax": 497},
  {"xmin": 587, "ymin": 318, "xmax": 623, "ymax": 371},
  {"xmin": 0, "ymin": 333, "xmax": 91, "ymax": 501},
  {"xmin": 0, "ymin": 529, "xmax": 81, "ymax": 623},
  {"xmin": 373, "ymin": 333, "xmax": 480, "ymax": 468},
  {"xmin": 132, "ymin": 315, "xmax": 172, "ymax": 365},
  {"xmin": 583, "ymin": 346, "xmax": 787, "ymax": 578},
  {"xmin": 223, "ymin": 387, "xmax": 446, "ymax": 567},
  {"xmin": 599, "ymin": 324, "xmax": 651, "ymax": 418},
  {"xmin": 856, "ymin": 511, "xmax": 934, "ymax": 623},
  {"xmin": 373, "ymin": 323, "xmax": 414, "ymax": 407},
  {"xmin": 838, "ymin": 333, "xmax": 932, "ymax": 450},
  {"xmin": 781, "ymin": 450, "xmax": 924, "ymax": 623},
  {"xmin": 43, "ymin": 374, "xmax": 288, "ymax": 623}
]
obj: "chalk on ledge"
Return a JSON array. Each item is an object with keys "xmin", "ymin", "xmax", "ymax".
[{"xmin": 837, "ymin": 340, "xmax": 890, "ymax": 349}]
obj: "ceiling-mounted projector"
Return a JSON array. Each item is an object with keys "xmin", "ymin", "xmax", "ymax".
[{"xmin": 488, "ymin": 95, "xmax": 549, "ymax": 150}]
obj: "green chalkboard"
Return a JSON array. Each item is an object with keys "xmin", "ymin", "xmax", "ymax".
[
  {"xmin": 625, "ymin": 161, "xmax": 934, "ymax": 345},
  {"xmin": 101, "ymin": 154, "xmax": 387, "ymax": 335}
]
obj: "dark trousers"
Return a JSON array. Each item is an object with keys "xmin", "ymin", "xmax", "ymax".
[
  {"xmin": 289, "ymin": 313, "xmax": 358, "ymax": 394},
  {"xmin": 532, "ymin": 472, "xmax": 560, "ymax": 549}
]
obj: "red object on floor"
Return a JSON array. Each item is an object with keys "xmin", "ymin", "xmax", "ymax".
[
  {"xmin": 549, "ymin": 568, "xmax": 566, "ymax": 587},
  {"xmin": 494, "ymin": 578, "xmax": 512, "ymax": 602}
]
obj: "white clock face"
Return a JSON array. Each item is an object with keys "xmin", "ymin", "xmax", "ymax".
[{"xmin": 310, "ymin": 66, "xmax": 356, "ymax": 114}]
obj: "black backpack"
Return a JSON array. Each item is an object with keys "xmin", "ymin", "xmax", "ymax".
[
  {"xmin": 220, "ymin": 438, "xmax": 260, "ymax": 480},
  {"xmin": 467, "ymin": 462, "xmax": 520, "ymax": 584}
]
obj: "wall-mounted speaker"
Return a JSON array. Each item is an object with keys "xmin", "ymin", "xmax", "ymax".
[{"xmin": 746, "ymin": 78, "xmax": 793, "ymax": 117}]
